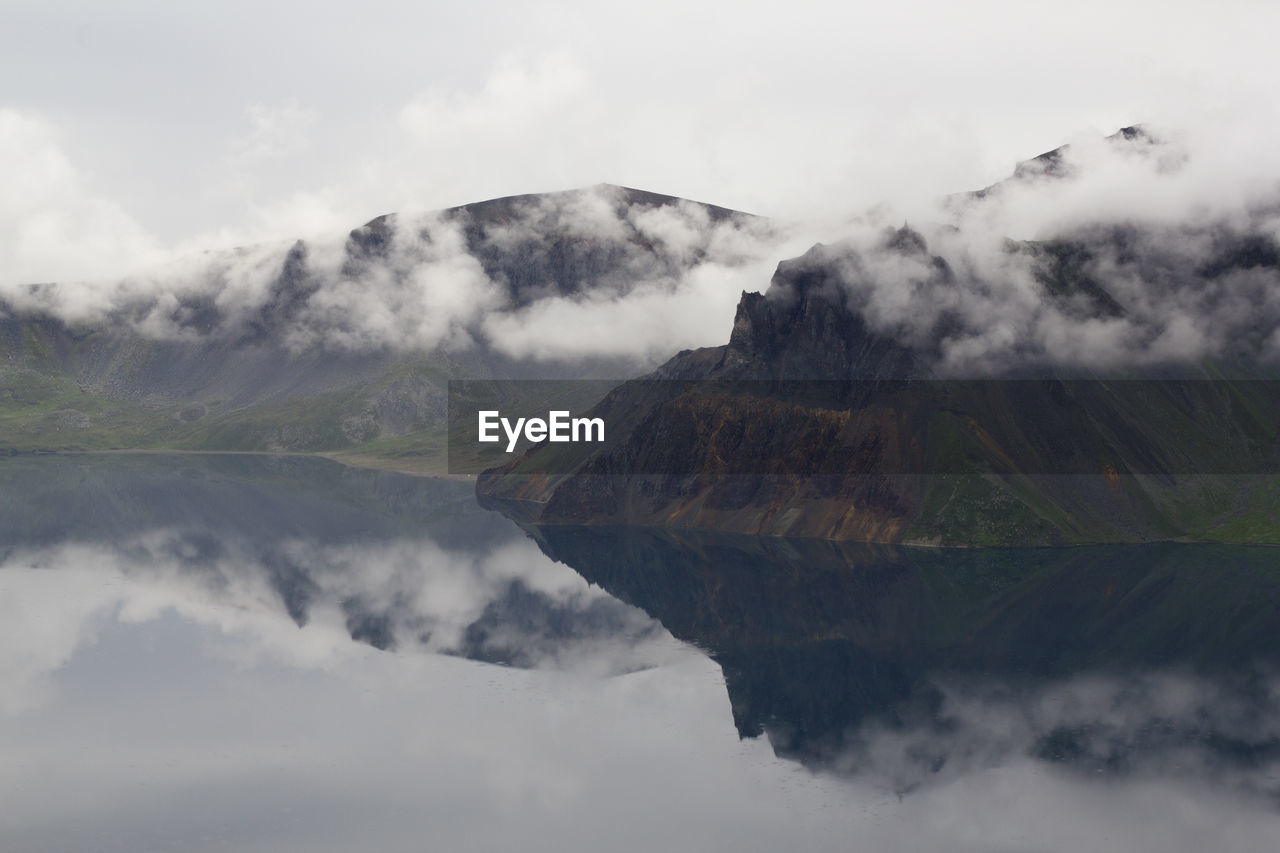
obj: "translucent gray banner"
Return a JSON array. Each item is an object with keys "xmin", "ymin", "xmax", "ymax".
[{"xmin": 447, "ymin": 379, "xmax": 1280, "ymax": 476}]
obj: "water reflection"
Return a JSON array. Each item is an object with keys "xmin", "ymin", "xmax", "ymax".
[
  {"xmin": 0, "ymin": 454, "xmax": 681, "ymax": 717},
  {"xmin": 517, "ymin": 523, "xmax": 1280, "ymax": 794},
  {"xmin": 4, "ymin": 454, "xmax": 1280, "ymax": 851}
]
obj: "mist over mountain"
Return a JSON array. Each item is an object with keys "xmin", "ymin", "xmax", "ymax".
[
  {"xmin": 477, "ymin": 127, "xmax": 1280, "ymax": 544},
  {"xmin": 7, "ymin": 121, "xmax": 1280, "ymax": 485},
  {"xmin": 0, "ymin": 185, "xmax": 779, "ymax": 460},
  {"xmin": 760, "ymin": 125, "xmax": 1280, "ymax": 378},
  {"xmin": 4, "ymin": 183, "xmax": 776, "ymax": 358}
]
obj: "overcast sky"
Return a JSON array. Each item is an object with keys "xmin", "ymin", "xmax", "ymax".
[{"xmin": 4, "ymin": 0, "xmax": 1279, "ymax": 283}]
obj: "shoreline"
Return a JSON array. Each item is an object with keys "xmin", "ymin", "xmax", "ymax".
[
  {"xmin": 6, "ymin": 448, "xmax": 477, "ymax": 482},
  {"xmin": 8, "ymin": 451, "xmax": 1276, "ymax": 547}
]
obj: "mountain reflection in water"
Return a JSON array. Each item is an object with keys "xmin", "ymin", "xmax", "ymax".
[
  {"xmin": 506, "ymin": 522, "xmax": 1280, "ymax": 794},
  {"xmin": 0, "ymin": 454, "xmax": 675, "ymax": 679},
  {"xmin": 4, "ymin": 454, "xmax": 1280, "ymax": 851}
]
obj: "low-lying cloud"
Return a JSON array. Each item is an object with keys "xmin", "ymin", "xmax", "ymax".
[
  {"xmin": 5, "ymin": 115, "xmax": 1280, "ymax": 374},
  {"xmin": 1, "ymin": 183, "xmax": 789, "ymax": 366},
  {"xmin": 788, "ymin": 121, "xmax": 1280, "ymax": 374}
]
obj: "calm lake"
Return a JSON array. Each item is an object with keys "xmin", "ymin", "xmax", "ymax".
[{"xmin": 3, "ymin": 454, "xmax": 1279, "ymax": 852}]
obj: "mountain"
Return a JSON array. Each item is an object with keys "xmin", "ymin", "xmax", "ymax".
[
  {"xmin": 476, "ymin": 145, "xmax": 1280, "ymax": 544},
  {"xmin": 950, "ymin": 124, "xmax": 1160, "ymax": 204},
  {"xmin": 0, "ymin": 185, "xmax": 770, "ymax": 472}
]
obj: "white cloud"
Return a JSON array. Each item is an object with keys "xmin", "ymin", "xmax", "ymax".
[
  {"xmin": 482, "ymin": 259, "xmax": 768, "ymax": 361},
  {"xmin": 285, "ymin": 210, "xmax": 505, "ymax": 352},
  {"xmin": 767, "ymin": 118, "xmax": 1280, "ymax": 375},
  {"xmin": 0, "ymin": 110, "xmax": 163, "ymax": 292}
]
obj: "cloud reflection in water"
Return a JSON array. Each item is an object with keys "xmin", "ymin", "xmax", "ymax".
[{"xmin": 3, "ymin": 454, "xmax": 1280, "ymax": 851}]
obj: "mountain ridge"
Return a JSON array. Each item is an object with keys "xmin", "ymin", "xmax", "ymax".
[
  {"xmin": 1, "ymin": 185, "xmax": 772, "ymax": 469},
  {"xmin": 476, "ymin": 140, "xmax": 1280, "ymax": 544}
]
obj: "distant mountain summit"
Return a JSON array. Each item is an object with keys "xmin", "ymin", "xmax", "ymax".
[
  {"xmin": 0, "ymin": 185, "xmax": 773, "ymax": 467},
  {"xmin": 959, "ymin": 125, "xmax": 1159, "ymax": 201}
]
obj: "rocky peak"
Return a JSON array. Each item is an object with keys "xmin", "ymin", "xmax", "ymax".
[{"xmin": 721, "ymin": 235, "xmax": 927, "ymax": 380}]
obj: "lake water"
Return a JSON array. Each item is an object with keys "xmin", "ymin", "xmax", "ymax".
[{"xmin": 3, "ymin": 454, "xmax": 1279, "ymax": 852}]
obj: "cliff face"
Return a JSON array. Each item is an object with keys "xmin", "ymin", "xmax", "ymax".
[
  {"xmin": 717, "ymin": 240, "xmax": 927, "ymax": 381},
  {"xmin": 477, "ymin": 225, "xmax": 1280, "ymax": 545}
]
